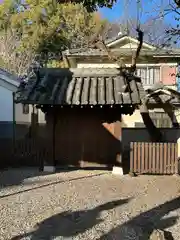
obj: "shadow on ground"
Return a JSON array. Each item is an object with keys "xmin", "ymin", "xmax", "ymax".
[
  {"xmin": 11, "ymin": 196, "xmax": 180, "ymax": 240},
  {"xmin": 0, "ymin": 166, "xmax": 108, "ymax": 190},
  {"xmin": 11, "ymin": 199, "xmax": 130, "ymax": 240},
  {"xmin": 99, "ymin": 196, "xmax": 180, "ymax": 239},
  {"xmin": 0, "ymin": 167, "xmax": 52, "ymax": 189}
]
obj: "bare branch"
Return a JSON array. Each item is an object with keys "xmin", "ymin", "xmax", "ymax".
[
  {"xmin": 0, "ymin": 29, "xmax": 35, "ymax": 76},
  {"xmin": 131, "ymin": 28, "xmax": 144, "ymax": 73}
]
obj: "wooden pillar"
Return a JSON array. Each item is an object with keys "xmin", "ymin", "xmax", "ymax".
[
  {"xmin": 12, "ymin": 92, "xmax": 16, "ymax": 153},
  {"xmin": 112, "ymin": 116, "xmax": 124, "ymax": 176},
  {"xmin": 52, "ymin": 108, "xmax": 57, "ymax": 169},
  {"xmin": 31, "ymin": 105, "xmax": 39, "ymax": 138},
  {"xmin": 43, "ymin": 109, "xmax": 56, "ymax": 173}
]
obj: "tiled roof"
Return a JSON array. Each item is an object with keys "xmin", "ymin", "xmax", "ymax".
[
  {"xmin": 63, "ymin": 48, "xmax": 180, "ymax": 57},
  {"xmin": 15, "ymin": 68, "xmax": 145, "ymax": 106},
  {"xmin": 146, "ymin": 87, "xmax": 180, "ymax": 105}
]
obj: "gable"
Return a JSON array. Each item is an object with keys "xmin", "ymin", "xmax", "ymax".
[{"xmin": 107, "ymin": 36, "xmax": 156, "ymax": 50}]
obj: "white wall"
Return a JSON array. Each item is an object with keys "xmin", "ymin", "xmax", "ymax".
[
  {"xmin": 15, "ymin": 103, "xmax": 46, "ymax": 124},
  {"xmin": 0, "ymin": 85, "xmax": 13, "ymax": 121},
  {"xmin": 77, "ymin": 63, "xmax": 118, "ymax": 68}
]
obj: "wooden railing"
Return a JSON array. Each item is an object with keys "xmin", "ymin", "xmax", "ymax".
[{"xmin": 130, "ymin": 142, "xmax": 178, "ymax": 175}]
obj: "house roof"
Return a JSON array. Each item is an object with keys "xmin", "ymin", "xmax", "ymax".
[
  {"xmin": 63, "ymin": 34, "xmax": 180, "ymax": 58},
  {"xmin": 146, "ymin": 85, "xmax": 180, "ymax": 105},
  {"xmin": 63, "ymin": 47, "xmax": 180, "ymax": 58},
  {"xmin": 14, "ymin": 68, "xmax": 145, "ymax": 108},
  {"xmin": 0, "ymin": 68, "xmax": 19, "ymax": 91}
]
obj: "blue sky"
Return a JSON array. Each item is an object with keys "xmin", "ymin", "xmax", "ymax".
[{"xmin": 99, "ymin": 0, "xmax": 177, "ymax": 26}]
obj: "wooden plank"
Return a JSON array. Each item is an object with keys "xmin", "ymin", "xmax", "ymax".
[
  {"xmin": 159, "ymin": 143, "xmax": 163, "ymax": 174},
  {"xmin": 152, "ymin": 143, "xmax": 156, "ymax": 173},
  {"xmin": 148, "ymin": 142, "xmax": 152, "ymax": 174},
  {"xmin": 171, "ymin": 143, "xmax": 175, "ymax": 174},
  {"xmin": 164, "ymin": 143, "xmax": 167, "ymax": 174},
  {"xmin": 130, "ymin": 142, "xmax": 134, "ymax": 172},
  {"xmin": 141, "ymin": 142, "xmax": 145, "ymax": 173},
  {"xmin": 144, "ymin": 142, "xmax": 148, "ymax": 173},
  {"xmin": 155, "ymin": 143, "xmax": 159, "ymax": 174},
  {"xmin": 167, "ymin": 143, "xmax": 171, "ymax": 174},
  {"xmin": 137, "ymin": 142, "xmax": 141, "ymax": 173},
  {"xmin": 134, "ymin": 142, "xmax": 137, "ymax": 173},
  {"xmin": 174, "ymin": 143, "xmax": 178, "ymax": 174}
]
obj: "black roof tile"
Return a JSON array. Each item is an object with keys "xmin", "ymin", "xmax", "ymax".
[{"xmin": 15, "ymin": 68, "xmax": 144, "ymax": 106}]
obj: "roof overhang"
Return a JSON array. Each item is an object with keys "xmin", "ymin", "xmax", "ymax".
[
  {"xmin": 0, "ymin": 71, "xmax": 19, "ymax": 91},
  {"xmin": 14, "ymin": 68, "xmax": 145, "ymax": 111}
]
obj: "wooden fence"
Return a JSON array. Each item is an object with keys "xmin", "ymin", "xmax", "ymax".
[
  {"xmin": 130, "ymin": 142, "xmax": 178, "ymax": 175},
  {"xmin": 0, "ymin": 138, "xmax": 52, "ymax": 169}
]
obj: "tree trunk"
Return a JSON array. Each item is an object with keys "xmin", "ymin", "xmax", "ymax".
[{"xmin": 140, "ymin": 102, "xmax": 163, "ymax": 142}]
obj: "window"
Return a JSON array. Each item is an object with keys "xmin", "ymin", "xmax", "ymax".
[
  {"xmin": 136, "ymin": 66, "xmax": 160, "ymax": 85},
  {"xmin": 22, "ymin": 104, "xmax": 29, "ymax": 114}
]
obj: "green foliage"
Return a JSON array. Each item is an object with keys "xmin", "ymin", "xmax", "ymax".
[
  {"xmin": 0, "ymin": 0, "xmax": 107, "ymax": 73},
  {"xmin": 0, "ymin": 0, "xmax": 106, "ymax": 56},
  {"xmin": 57, "ymin": 0, "xmax": 117, "ymax": 12}
]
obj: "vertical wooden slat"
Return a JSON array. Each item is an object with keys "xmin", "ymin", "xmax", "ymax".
[
  {"xmin": 144, "ymin": 142, "xmax": 148, "ymax": 173},
  {"xmin": 171, "ymin": 143, "xmax": 175, "ymax": 174},
  {"xmin": 141, "ymin": 142, "xmax": 145, "ymax": 173},
  {"xmin": 137, "ymin": 142, "xmax": 141, "ymax": 173},
  {"xmin": 134, "ymin": 142, "xmax": 137, "ymax": 173},
  {"xmin": 164, "ymin": 143, "xmax": 167, "ymax": 174},
  {"xmin": 175, "ymin": 143, "xmax": 178, "ymax": 174},
  {"xmin": 130, "ymin": 142, "xmax": 134, "ymax": 172},
  {"xmin": 173, "ymin": 143, "xmax": 176, "ymax": 174},
  {"xmin": 129, "ymin": 142, "xmax": 178, "ymax": 175},
  {"xmin": 167, "ymin": 143, "xmax": 171, "ymax": 174},
  {"xmin": 152, "ymin": 143, "xmax": 156, "ymax": 173},
  {"xmin": 156, "ymin": 143, "xmax": 159, "ymax": 174},
  {"xmin": 159, "ymin": 143, "xmax": 163, "ymax": 174},
  {"xmin": 148, "ymin": 143, "xmax": 152, "ymax": 174}
]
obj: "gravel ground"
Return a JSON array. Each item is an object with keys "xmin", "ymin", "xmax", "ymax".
[{"xmin": 1, "ymin": 168, "xmax": 180, "ymax": 240}]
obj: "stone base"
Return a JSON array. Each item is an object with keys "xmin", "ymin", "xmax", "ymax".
[
  {"xmin": 173, "ymin": 173, "xmax": 180, "ymax": 177},
  {"xmin": 112, "ymin": 166, "xmax": 124, "ymax": 176},
  {"xmin": 43, "ymin": 166, "xmax": 56, "ymax": 173}
]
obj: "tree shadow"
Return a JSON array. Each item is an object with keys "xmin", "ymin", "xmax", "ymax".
[
  {"xmin": 0, "ymin": 168, "xmax": 51, "ymax": 189},
  {"xmin": 0, "ymin": 166, "xmax": 79, "ymax": 190},
  {"xmin": 11, "ymin": 198, "xmax": 131, "ymax": 240},
  {"xmin": 99, "ymin": 196, "xmax": 180, "ymax": 239},
  {"xmin": 140, "ymin": 88, "xmax": 180, "ymax": 143}
]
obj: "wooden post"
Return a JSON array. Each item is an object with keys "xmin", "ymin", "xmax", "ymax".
[
  {"xmin": 52, "ymin": 108, "xmax": 56, "ymax": 169},
  {"xmin": 12, "ymin": 92, "xmax": 16, "ymax": 154},
  {"xmin": 43, "ymin": 110, "xmax": 56, "ymax": 173},
  {"xmin": 112, "ymin": 117, "xmax": 124, "ymax": 176}
]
